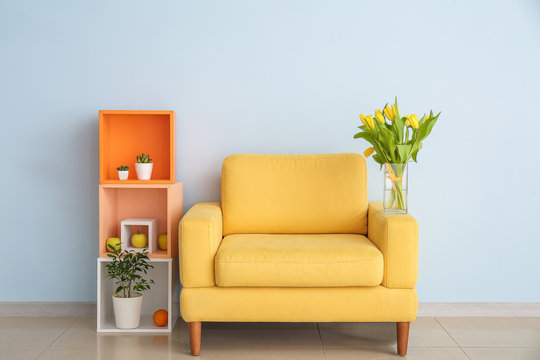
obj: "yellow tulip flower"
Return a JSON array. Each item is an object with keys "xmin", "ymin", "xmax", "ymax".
[
  {"xmin": 383, "ymin": 106, "xmax": 395, "ymax": 121},
  {"xmin": 375, "ymin": 109, "xmax": 385, "ymax": 123},
  {"xmin": 359, "ymin": 114, "xmax": 368, "ymax": 128},
  {"xmin": 405, "ymin": 120, "xmax": 410, "ymax": 127},
  {"xmin": 365, "ymin": 115, "xmax": 375, "ymax": 129},
  {"xmin": 409, "ymin": 114, "xmax": 419, "ymax": 129},
  {"xmin": 403, "ymin": 115, "xmax": 409, "ymax": 126},
  {"xmin": 363, "ymin": 147, "xmax": 374, "ymax": 157},
  {"xmin": 392, "ymin": 104, "xmax": 400, "ymax": 119},
  {"xmin": 359, "ymin": 114, "xmax": 374, "ymax": 130}
]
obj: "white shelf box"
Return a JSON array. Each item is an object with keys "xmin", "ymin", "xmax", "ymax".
[
  {"xmin": 97, "ymin": 257, "xmax": 179, "ymax": 333},
  {"xmin": 120, "ymin": 218, "xmax": 158, "ymax": 253}
]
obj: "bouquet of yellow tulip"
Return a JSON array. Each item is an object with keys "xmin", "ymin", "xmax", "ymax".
[{"xmin": 354, "ymin": 97, "xmax": 440, "ymax": 213}]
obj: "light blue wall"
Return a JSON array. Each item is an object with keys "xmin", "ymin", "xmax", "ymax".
[{"xmin": 1, "ymin": 0, "xmax": 539, "ymax": 302}]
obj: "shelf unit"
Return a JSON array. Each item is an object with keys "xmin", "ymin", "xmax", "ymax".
[
  {"xmin": 97, "ymin": 110, "xmax": 182, "ymax": 333},
  {"xmin": 99, "ymin": 110, "xmax": 176, "ymax": 184},
  {"xmin": 99, "ymin": 183, "xmax": 183, "ymax": 258},
  {"xmin": 97, "ymin": 257, "xmax": 179, "ymax": 333}
]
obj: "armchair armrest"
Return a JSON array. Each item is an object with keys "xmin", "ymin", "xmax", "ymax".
[
  {"xmin": 179, "ymin": 202, "xmax": 223, "ymax": 287},
  {"xmin": 367, "ymin": 202, "xmax": 418, "ymax": 289}
]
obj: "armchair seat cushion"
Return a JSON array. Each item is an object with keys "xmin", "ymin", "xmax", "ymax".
[{"xmin": 215, "ymin": 234, "xmax": 383, "ymax": 287}]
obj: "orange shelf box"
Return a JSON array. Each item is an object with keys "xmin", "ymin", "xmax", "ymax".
[
  {"xmin": 99, "ymin": 183, "xmax": 183, "ymax": 258},
  {"xmin": 99, "ymin": 110, "xmax": 176, "ymax": 184}
]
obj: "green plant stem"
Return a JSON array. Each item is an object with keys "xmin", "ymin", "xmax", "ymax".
[
  {"xmin": 405, "ymin": 130, "xmax": 420, "ymax": 160},
  {"xmin": 385, "ymin": 188, "xmax": 396, "ymax": 208},
  {"xmin": 385, "ymin": 164, "xmax": 406, "ymax": 211},
  {"xmin": 385, "ymin": 181, "xmax": 405, "ymax": 211},
  {"xmin": 395, "ymin": 181, "xmax": 405, "ymax": 210},
  {"xmin": 372, "ymin": 134, "xmax": 392, "ymax": 163}
]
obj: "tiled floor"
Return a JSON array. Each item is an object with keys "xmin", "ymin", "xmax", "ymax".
[{"xmin": 1, "ymin": 317, "xmax": 539, "ymax": 360}]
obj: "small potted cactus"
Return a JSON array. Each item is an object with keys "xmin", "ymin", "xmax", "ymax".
[
  {"xmin": 135, "ymin": 153, "xmax": 153, "ymax": 180},
  {"xmin": 116, "ymin": 165, "xmax": 129, "ymax": 180}
]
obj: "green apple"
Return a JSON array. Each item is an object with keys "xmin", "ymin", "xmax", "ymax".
[
  {"xmin": 106, "ymin": 237, "xmax": 121, "ymax": 252},
  {"xmin": 131, "ymin": 232, "xmax": 148, "ymax": 248},
  {"xmin": 158, "ymin": 234, "xmax": 167, "ymax": 250}
]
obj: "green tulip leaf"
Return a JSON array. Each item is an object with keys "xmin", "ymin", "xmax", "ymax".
[
  {"xmin": 393, "ymin": 116, "xmax": 406, "ymax": 143},
  {"xmin": 372, "ymin": 153, "xmax": 385, "ymax": 165},
  {"xmin": 411, "ymin": 142, "xmax": 422, "ymax": 162},
  {"xmin": 396, "ymin": 144, "xmax": 411, "ymax": 163},
  {"xmin": 354, "ymin": 132, "xmax": 374, "ymax": 145},
  {"xmin": 420, "ymin": 112, "xmax": 439, "ymax": 141}
]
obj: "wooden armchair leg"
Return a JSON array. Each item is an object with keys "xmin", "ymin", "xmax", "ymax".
[
  {"xmin": 396, "ymin": 322, "xmax": 410, "ymax": 356},
  {"xmin": 189, "ymin": 322, "xmax": 201, "ymax": 356}
]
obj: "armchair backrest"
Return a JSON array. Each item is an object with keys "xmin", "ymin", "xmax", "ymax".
[{"xmin": 221, "ymin": 153, "xmax": 367, "ymax": 235}]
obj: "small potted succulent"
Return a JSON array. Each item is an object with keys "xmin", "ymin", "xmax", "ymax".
[
  {"xmin": 135, "ymin": 153, "xmax": 153, "ymax": 180},
  {"xmin": 106, "ymin": 246, "xmax": 154, "ymax": 329},
  {"xmin": 116, "ymin": 165, "xmax": 129, "ymax": 180}
]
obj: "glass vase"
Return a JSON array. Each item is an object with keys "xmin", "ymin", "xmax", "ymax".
[{"xmin": 383, "ymin": 163, "xmax": 408, "ymax": 214}]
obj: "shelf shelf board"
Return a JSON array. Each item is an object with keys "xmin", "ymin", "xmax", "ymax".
[
  {"xmin": 100, "ymin": 249, "xmax": 169, "ymax": 259},
  {"xmin": 97, "ymin": 315, "xmax": 176, "ymax": 334},
  {"xmin": 148, "ymin": 249, "xmax": 168, "ymax": 258},
  {"xmin": 100, "ymin": 110, "xmax": 174, "ymax": 115},
  {"xmin": 100, "ymin": 182, "xmax": 181, "ymax": 189},
  {"xmin": 101, "ymin": 179, "xmax": 175, "ymax": 185}
]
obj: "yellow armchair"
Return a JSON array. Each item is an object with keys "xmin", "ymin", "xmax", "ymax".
[{"xmin": 179, "ymin": 154, "xmax": 418, "ymax": 356}]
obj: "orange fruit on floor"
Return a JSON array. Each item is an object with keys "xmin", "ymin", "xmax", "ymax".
[{"xmin": 153, "ymin": 309, "xmax": 168, "ymax": 327}]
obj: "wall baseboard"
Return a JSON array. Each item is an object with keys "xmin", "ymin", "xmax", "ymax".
[
  {"xmin": 418, "ymin": 302, "xmax": 540, "ymax": 317},
  {"xmin": 0, "ymin": 302, "xmax": 96, "ymax": 317},
  {"xmin": 1, "ymin": 302, "xmax": 539, "ymax": 317}
]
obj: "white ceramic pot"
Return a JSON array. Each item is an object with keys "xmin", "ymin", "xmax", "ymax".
[
  {"xmin": 135, "ymin": 163, "xmax": 153, "ymax": 180},
  {"xmin": 112, "ymin": 295, "xmax": 143, "ymax": 329},
  {"xmin": 118, "ymin": 170, "xmax": 129, "ymax": 180}
]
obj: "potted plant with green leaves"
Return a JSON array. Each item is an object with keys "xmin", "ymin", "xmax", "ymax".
[
  {"xmin": 106, "ymin": 246, "xmax": 154, "ymax": 329},
  {"xmin": 135, "ymin": 153, "xmax": 153, "ymax": 180},
  {"xmin": 354, "ymin": 97, "xmax": 440, "ymax": 214},
  {"xmin": 116, "ymin": 165, "xmax": 129, "ymax": 180}
]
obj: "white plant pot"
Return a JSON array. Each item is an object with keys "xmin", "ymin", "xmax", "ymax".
[
  {"xmin": 118, "ymin": 170, "xmax": 129, "ymax": 180},
  {"xmin": 135, "ymin": 163, "xmax": 153, "ymax": 180},
  {"xmin": 112, "ymin": 295, "xmax": 143, "ymax": 329}
]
